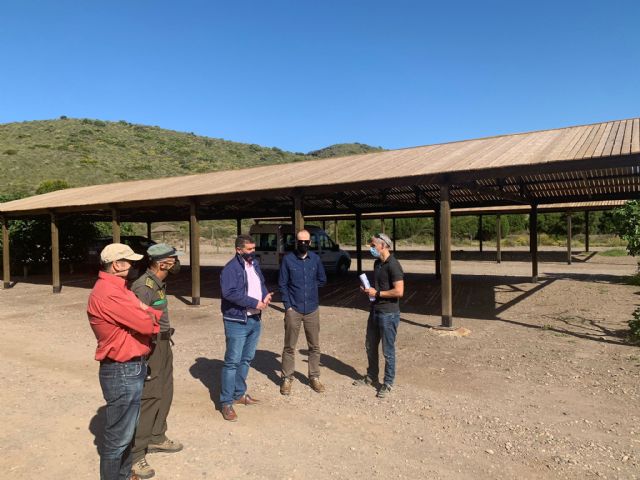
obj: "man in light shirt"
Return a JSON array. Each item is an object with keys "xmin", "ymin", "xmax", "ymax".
[{"xmin": 219, "ymin": 234, "xmax": 272, "ymax": 421}]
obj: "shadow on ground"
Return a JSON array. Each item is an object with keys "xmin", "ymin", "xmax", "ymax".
[{"xmin": 88, "ymin": 406, "xmax": 106, "ymax": 455}]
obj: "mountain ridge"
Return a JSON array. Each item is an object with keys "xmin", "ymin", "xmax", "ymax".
[{"xmin": 0, "ymin": 118, "xmax": 384, "ymax": 200}]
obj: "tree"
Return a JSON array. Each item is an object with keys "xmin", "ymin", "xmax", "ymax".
[
  {"xmin": 1, "ymin": 180, "xmax": 102, "ymax": 274},
  {"xmin": 613, "ymin": 201, "xmax": 640, "ymax": 257}
]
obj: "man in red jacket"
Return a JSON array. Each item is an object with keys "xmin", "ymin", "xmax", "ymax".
[{"xmin": 88, "ymin": 243, "xmax": 161, "ymax": 480}]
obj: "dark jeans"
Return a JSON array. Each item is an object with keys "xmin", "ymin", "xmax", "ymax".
[
  {"xmin": 132, "ymin": 338, "xmax": 173, "ymax": 462},
  {"xmin": 282, "ymin": 308, "xmax": 321, "ymax": 379},
  {"xmin": 220, "ymin": 315, "xmax": 262, "ymax": 406},
  {"xmin": 99, "ymin": 358, "xmax": 147, "ymax": 480},
  {"xmin": 365, "ymin": 310, "xmax": 400, "ymax": 386}
]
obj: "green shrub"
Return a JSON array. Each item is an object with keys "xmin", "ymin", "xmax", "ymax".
[
  {"xmin": 629, "ymin": 308, "xmax": 640, "ymax": 343},
  {"xmin": 613, "ymin": 201, "xmax": 640, "ymax": 256},
  {"xmin": 598, "ymin": 248, "xmax": 628, "ymax": 257}
]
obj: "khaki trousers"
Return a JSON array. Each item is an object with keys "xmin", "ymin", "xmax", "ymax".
[
  {"xmin": 282, "ymin": 308, "xmax": 321, "ymax": 379},
  {"xmin": 131, "ymin": 337, "xmax": 174, "ymax": 462}
]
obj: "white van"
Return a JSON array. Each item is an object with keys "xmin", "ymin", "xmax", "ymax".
[{"xmin": 249, "ymin": 224, "xmax": 351, "ymax": 275}]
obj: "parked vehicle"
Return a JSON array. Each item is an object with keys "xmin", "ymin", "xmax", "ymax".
[
  {"xmin": 85, "ymin": 236, "xmax": 156, "ymax": 270},
  {"xmin": 249, "ymin": 224, "xmax": 350, "ymax": 275}
]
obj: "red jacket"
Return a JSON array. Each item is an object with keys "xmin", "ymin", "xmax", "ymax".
[{"xmin": 87, "ymin": 271, "xmax": 161, "ymax": 362}]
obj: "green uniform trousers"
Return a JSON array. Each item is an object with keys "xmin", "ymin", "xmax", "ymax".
[{"xmin": 131, "ymin": 337, "xmax": 174, "ymax": 462}]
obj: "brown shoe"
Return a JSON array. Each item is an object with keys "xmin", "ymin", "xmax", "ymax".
[
  {"xmin": 234, "ymin": 394, "xmax": 261, "ymax": 405},
  {"xmin": 221, "ymin": 404, "xmax": 237, "ymax": 421},
  {"xmin": 280, "ymin": 377, "xmax": 292, "ymax": 396},
  {"xmin": 147, "ymin": 437, "xmax": 183, "ymax": 454},
  {"xmin": 310, "ymin": 377, "xmax": 325, "ymax": 393},
  {"xmin": 131, "ymin": 457, "xmax": 155, "ymax": 479}
]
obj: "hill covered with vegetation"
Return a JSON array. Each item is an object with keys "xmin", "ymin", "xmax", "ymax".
[{"xmin": 0, "ymin": 118, "xmax": 384, "ymax": 200}]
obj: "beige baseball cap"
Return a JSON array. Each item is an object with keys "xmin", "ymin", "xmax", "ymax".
[{"xmin": 100, "ymin": 243, "xmax": 143, "ymax": 263}]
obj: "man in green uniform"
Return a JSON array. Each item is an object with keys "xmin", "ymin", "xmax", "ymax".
[{"xmin": 130, "ymin": 243, "xmax": 183, "ymax": 479}]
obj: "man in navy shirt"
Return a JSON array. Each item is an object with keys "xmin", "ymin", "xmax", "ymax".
[{"xmin": 278, "ymin": 229, "xmax": 327, "ymax": 395}]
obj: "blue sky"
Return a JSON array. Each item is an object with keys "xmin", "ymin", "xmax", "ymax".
[{"xmin": 1, "ymin": 1, "xmax": 639, "ymax": 152}]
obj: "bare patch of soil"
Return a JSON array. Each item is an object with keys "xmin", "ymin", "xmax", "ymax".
[{"xmin": 1, "ymin": 247, "xmax": 639, "ymax": 479}]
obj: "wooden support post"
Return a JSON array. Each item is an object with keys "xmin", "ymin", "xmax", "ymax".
[
  {"xmin": 355, "ymin": 212, "xmax": 362, "ymax": 275},
  {"xmin": 334, "ymin": 220, "xmax": 339, "ymax": 244},
  {"xmin": 566, "ymin": 213, "xmax": 572, "ymax": 265},
  {"xmin": 322, "ymin": 220, "xmax": 326, "ymax": 231},
  {"xmin": 380, "ymin": 218, "xmax": 385, "ymax": 234},
  {"xmin": 190, "ymin": 200, "xmax": 201, "ymax": 306},
  {"xmin": 496, "ymin": 215, "xmax": 502, "ymax": 264},
  {"xmin": 434, "ymin": 210, "xmax": 441, "ymax": 278},
  {"xmin": 584, "ymin": 211, "xmax": 590, "ymax": 252},
  {"xmin": 2, "ymin": 217, "xmax": 10, "ymax": 289},
  {"xmin": 111, "ymin": 207, "xmax": 120, "ymax": 243},
  {"xmin": 51, "ymin": 213, "xmax": 61, "ymax": 293},
  {"xmin": 293, "ymin": 196, "xmax": 304, "ymax": 233},
  {"xmin": 440, "ymin": 185, "xmax": 453, "ymax": 328},
  {"xmin": 530, "ymin": 205, "xmax": 538, "ymax": 283},
  {"xmin": 236, "ymin": 218, "xmax": 242, "ymax": 236},
  {"xmin": 478, "ymin": 215, "xmax": 483, "ymax": 253},
  {"xmin": 146, "ymin": 222, "xmax": 152, "ymax": 241},
  {"xmin": 392, "ymin": 217, "xmax": 397, "ymax": 253}
]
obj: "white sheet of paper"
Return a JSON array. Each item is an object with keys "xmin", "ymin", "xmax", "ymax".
[{"xmin": 359, "ymin": 273, "xmax": 375, "ymax": 302}]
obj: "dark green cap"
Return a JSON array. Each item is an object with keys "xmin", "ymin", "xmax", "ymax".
[{"xmin": 147, "ymin": 243, "xmax": 183, "ymax": 260}]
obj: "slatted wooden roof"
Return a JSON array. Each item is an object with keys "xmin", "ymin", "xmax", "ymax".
[
  {"xmin": 256, "ymin": 201, "xmax": 627, "ymax": 222},
  {"xmin": 1, "ymin": 118, "xmax": 638, "ymax": 221}
]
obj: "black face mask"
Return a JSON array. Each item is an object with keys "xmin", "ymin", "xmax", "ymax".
[
  {"xmin": 296, "ymin": 242, "xmax": 309, "ymax": 255},
  {"xmin": 126, "ymin": 265, "xmax": 139, "ymax": 281},
  {"xmin": 168, "ymin": 260, "xmax": 181, "ymax": 275},
  {"xmin": 241, "ymin": 252, "xmax": 255, "ymax": 263}
]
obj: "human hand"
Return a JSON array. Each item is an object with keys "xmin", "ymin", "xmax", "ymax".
[
  {"xmin": 256, "ymin": 301, "xmax": 268, "ymax": 311},
  {"xmin": 362, "ymin": 287, "xmax": 377, "ymax": 297},
  {"xmin": 263, "ymin": 292, "xmax": 273, "ymax": 305}
]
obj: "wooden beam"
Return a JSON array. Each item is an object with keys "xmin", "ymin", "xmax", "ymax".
[
  {"xmin": 530, "ymin": 205, "xmax": 538, "ymax": 283},
  {"xmin": 434, "ymin": 210, "xmax": 441, "ymax": 278},
  {"xmin": 293, "ymin": 196, "xmax": 304, "ymax": 233},
  {"xmin": 440, "ymin": 185, "xmax": 453, "ymax": 328},
  {"xmin": 236, "ymin": 218, "xmax": 242, "ymax": 236},
  {"xmin": 496, "ymin": 215, "xmax": 502, "ymax": 264},
  {"xmin": 355, "ymin": 212, "xmax": 362, "ymax": 275},
  {"xmin": 392, "ymin": 217, "xmax": 397, "ymax": 253},
  {"xmin": 584, "ymin": 211, "xmax": 590, "ymax": 252},
  {"xmin": 111, "ymin": 207, "xmax": 120, "ymax": 243},
  {"xmin": 51, "ymin": 213, "xmax": 61, "ymax": 293},
  {"xmin": 334, "ymin": 220, "xmax": 339, "ymax": 244},
  {"xmin": 478, "ymin": 215, "xmax": 483, "ymax": 253},
  {"xmin": 567, "ymin": 213, "xmax": 572, "ymax": 265},
  {"xmin": 2, "ymin": 217, "xmax": 10, "ymax": 289},
  {"xmin": 146, "ymin": 221, "xmax": 152, "ymax": 241},
  {"xmin": 189, "ymin": 199, "xmax": 201, "ymax": 306},
  {"xmin": 457, "ymin": 182, "xmax": 529, "ymax": 204}
]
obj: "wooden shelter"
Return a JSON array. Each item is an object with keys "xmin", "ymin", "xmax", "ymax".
[{"xmin": 1, "ymin": 117, "xmax": 639, "ymax": 325}]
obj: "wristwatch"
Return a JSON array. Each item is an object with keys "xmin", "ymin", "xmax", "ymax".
[{"xmin": 375, "ymin": 290, "xmax": 381, "ymax": 300}]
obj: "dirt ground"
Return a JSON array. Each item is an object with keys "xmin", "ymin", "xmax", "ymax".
[{"xmin": 1, "ymin": 246, "xmax": 639, "ymax": 480}]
